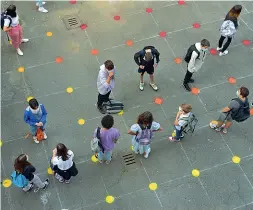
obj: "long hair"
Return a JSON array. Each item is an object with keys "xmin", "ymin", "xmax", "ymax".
[
  {"xmin": 56, "ymin": 143, "xmax": 69, "ymax": 161},
  {"xmin": 6, "ymin": 5, "xmax": 17, "ymax": 18},
  {"xmin": 14, "ymin": 154, "xmax": 31, "ymax": 173},
  {"xmin": 137, "ymin": 111, "xmax": 154, "ymax": 128},
  {"xmin": 228, "ymin": 5, "xmax": 242, "ymax": 18}
]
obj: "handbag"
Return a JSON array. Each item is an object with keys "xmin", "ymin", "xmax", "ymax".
[{"xmin": 70, "ymin": 162, "xmax": 78, "ymax": 176}]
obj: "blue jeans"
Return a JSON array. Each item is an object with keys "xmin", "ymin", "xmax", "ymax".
[
  {"xmin": 98, "ymin": 150, "xmax": 112, "ymax": 161},
  {"xmin": 175, "ymin": 126, "xmax": 182, "ymax": 140},
  {"xmin": 30, "ymin": 125, "xmax": 45, "ymax": 136}
]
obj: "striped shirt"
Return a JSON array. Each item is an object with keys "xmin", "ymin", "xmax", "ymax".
[{"xmin": 97, "ymin": 64, "xmax": 115, "ymax": 95}]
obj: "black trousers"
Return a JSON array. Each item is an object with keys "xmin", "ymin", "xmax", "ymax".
[
  {"xmin": 183, "ymin": 70, "xmax": 193, "ymax": 84},
  {"xmin": 218, "ymin": 35, "xmax": 232, "ymax": 52},
  {"xmin": 97, "ymin": 91, "xmax": 111, "ymax": 107}
]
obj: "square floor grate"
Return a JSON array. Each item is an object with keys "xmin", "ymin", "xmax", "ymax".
[
  {"xmin": 122, "ymin": 153, "xmax": 136, "ymax": 166},
  {"xmin": 63, "ymin": 15, "xmax": 81, "ymax": 30}
]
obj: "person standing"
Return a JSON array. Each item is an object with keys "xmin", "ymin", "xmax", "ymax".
[
  {"xmin": 217, "ymin": 5, "xmax": 242, "ymax": 56},
  {"xmin": 97, "ymin": 60, "xmax": 116, "ymax": 114},
  {"xmin": 2, "ymin": 5, "xmax": 29, "ymax": 56},
  {"xmin": 183, "ymin": 39, "xmax": 210, "ymax": 91},
  {"xmin": 24, "ymin": 98, "xmax": 48, "ymax": 143},
  {"xmin": 36, "ymin": 1, "xmax": 48, "ymax": 13},
  {"xmin": 134, "ymin": 46, "xmax": 160, "ymax": 91}
]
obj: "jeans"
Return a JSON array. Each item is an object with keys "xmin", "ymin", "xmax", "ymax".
[
  {"xmin": 98, "ymin": 150, "xmax": 112, "ymax": 161},
  {"xmin": 183, "ymin": 70, "xmax": 193, "ymax": 84},
  {"xmin": 30, "ymin": 125, "xmax": 45, "ymax": 136},
  {"xmin": 97, "ymin": 91, "xmax": 111, "ymax": 108},
  {"xmin": 175, "ymin": 126, "xmax": 183, "ymax": 140},
  {"xmin": 218, "ymin": 35, "xmax": 232, "ymax": 52}
]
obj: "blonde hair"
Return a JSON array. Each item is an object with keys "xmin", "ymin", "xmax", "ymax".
[{"xmin": 180, "ymin": 104, "xmax": 192, "ymax": 113}]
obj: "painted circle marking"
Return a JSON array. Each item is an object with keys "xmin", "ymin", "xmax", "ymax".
[
  {"xmin": 250, "ymin": 108, "xmax": 253, "ymax": 116},
  {"xmin": 154, "ymin": 97, "xmax": 164, "ymax": 105},
  {"xmin": 17, "ymin": 66, "xmax": 25, "ymax": 73},
  {"xmin": 46, "ymin": 32, "xmax": 53, "ymax": 37},
  {"xmin": 105, "ymin": 195, "xmax": 115, "ymax": 204},
  {"xmin": 2, "ymin": 179, "xmax": 12, "ymax": 188},
  {"xmin": 174, "ymin": 57, "xmax": 182, "ymax": 64},
  {"xmin": 0, "ymin": 140, "xmax": 2, "ymax": 147},
  {"xmin": 91, "ymin": 155, "xmax": 98, "ymax": 163},
  {"xmin": 242, "ymin": 40, "xmax": 251, "ymax": 46},
  {"xmin": 192, "ymin": 169, "xmax": 200, "ymax": 177},
  {"xmin": 209, "ymin": 48, "xmax": 217, "ymax": 55},
  {"xmin": 193, "ymin": 23, "xmax": 200, "ymax": 28},
  {"xmin": 228, "ymin": 77, "xmax": 236, "ymax": 84},
  {"xmin": 232, "ymin": 156, "xmax": 241, "ymax": 164},
  {"xmin": 26, "ymin": 96, "xmax": 34, "ymax": 102},
  {"xmin": 80, "ymin": 24, "xmax": 88, "ymax": 30},
  {"xmin": 91, "ymin": 49, "xmax": 99, "ymax": 55},
  {"xmin": 118, "ymin": 110, "xmax": 124, "ymax": 116},
  {"xmin": 114, "ymin": 16, "xmax": 120, "ymax": 21},
  {"xmin": 66, "ymin": 87, "xmax": 74, "ymax": 93},
  {"xmin": 191, "ymin": 87, "xmax": 200, "ymax": 95},
  {"xmin": 178, "ymin": 0, "xmax": 185, "ymax": 5},
  {"xmin": 47, "ymin": 167, "xmax": 54, "ymax": 175},
  {"xmin": 70, "ymin": 0, "xmax": 76, "ymax": 4},
  {"xmin": 146, "ymin": 8, "xmax": 153, "ymax": 13},
  {"xmin": 126, "ymin": 40, "xmax": 133, "ymax": 46},
  {"xmin": 78, "ymin": 119, "xmax": 85, "ymax": 125},
  {"xmin": 159, "ymin": 31, "xmax": 166, "ymax": 37},
  {"xmin": 55, "ymin": 57, "xmax": 63, "ymax": 63},
  {"xmin": 149, "ymin": 183, "xmax": 158, "ymax": 191}
]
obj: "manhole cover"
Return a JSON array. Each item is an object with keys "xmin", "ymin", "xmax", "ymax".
[
  {"xmin": 122, "ymin": 153, "xmax": 136, "ymax": 166},
  {"xmin": 63, "ymin": 15, "xmax": 81, "ymax": 30}
]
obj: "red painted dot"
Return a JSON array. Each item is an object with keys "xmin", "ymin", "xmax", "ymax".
[
  {"xmin": 154, "ymin": 97, "xmax": 164, "ymax": 105},
  {"xmin": 209, "ymin": 48, "xmax": 217, "ymax": 55},
  {"xmin": 192, "ymin": 23, "xmax": 200, "ymax": 29},
  {"xmin": 146, "ymin": 8, "xmax": 153, "ymax": 13},
  {"xmin": 174, "ymin": 57, "xmax": 182, "ymax": 64},
  {"xmin": 191, "ymin": 87, "xmax": 200, "ymax": 95},
  {"xmin": 91, "ymin": 49, "xmax": 98, "ymax": 55},
  {"xmin": 228, "ymin": 77, "xmax": 236, "ymax": 84},
  {"xmin": 159, "ymin": 31, "xmax": 166, "ymax": 37},
  {"xmin": 178, "ymin": 0, "xmax": 185, "ymax": 5},
  {"xmin": 70, "ymin": 0, "xmax": 76, "ymax": 4},
  {"xmin": 55, "ymin": 57, "xmax": 63, "ymax": 63},
  {"xmin": 80, "ymin": 24, "xmax": 87, "ymax": 30},
  {"xmin": 126, "ymin": 40, "xmax": 133, "ymax": 46},
  {"xmin": 114, "ymin": 16, "xmax": 120, "ymax": 21},
  {"xmin": 250, "ymin": 108, "xmax": 253, "ymax": 116},
  {"xmin": 242, "ymin": 40, "xmax": 251, "ymax": 46}
]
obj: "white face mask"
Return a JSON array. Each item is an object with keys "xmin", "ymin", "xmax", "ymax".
[
  {"xmin": 32, "ymin": 107, "xmax": 40, "ymax": 114},
  {"xmin": 202, "ymin": 48, "xmax": 208, "ymax": 51},
  {"xmin": 26, "ymin": 155, "xmax": 29, "ymax": 161},
  {"xmin": 236, "ymin": 90, "xmax": 240, "ymax": 97}
]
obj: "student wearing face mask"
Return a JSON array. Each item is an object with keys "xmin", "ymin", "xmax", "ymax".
[
  {"xmin": 212, "ymin": 86, "xmax": 250, "ymax": 134},
  {"xmin": 183, "ymin": 39, "xmax": 210, "ymax": 91},
  {"xmin": 24, "ymin": 98, "xmax": 48, "ymax": 143},
  {"xmin": 97, "ymin": 60, "xmax": 116, "ymax": 114},
  {"xmin": 12, "ymin": 154, "xmax": 49, "ymax": 192}
]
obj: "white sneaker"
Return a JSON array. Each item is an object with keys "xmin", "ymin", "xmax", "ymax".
[
  {"xmin": 144, "ymin": 148, "xmax": 151, "ymax": 159},
  {"xmin": 150, "ymin": 83, "xmax": 158, "ymax": 91},
  {"xmin": 17, "ymin": 48, "xmax": 23, "ymax": 56},
  {"xmin": 43, "ymin": 131, "xmax": 47, "ymax": 139},
  {"xmin": 139, "ymin": 82, "xmax": 144, "ymax": 91},
  {"xmin": 22, "ymin": 38, "xmax": 29, "ymax": 43},
  {"xmin": 33, "ymin": 136, "xmax": 39, "ymax": 144},
  {"xmin": 216, "ymin": 46, "xmax": 222, "ymax": 51},
  {"xmin": 36, "ymin": 1, "xmax": 46, "ymax": 6},
  {"xmin": 38, "ymin": 7, "xmax": 48, "ymax": 13},
  {"xmin": 219, "ymin": 50, "xmax": 228, "ymax": 56}
]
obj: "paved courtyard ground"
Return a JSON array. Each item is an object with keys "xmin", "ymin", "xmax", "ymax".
[{"xmin": 1, "ymin": 1, "xmax": 253, "ymax": 210}]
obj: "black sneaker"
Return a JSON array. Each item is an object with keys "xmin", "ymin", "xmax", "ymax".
[
  {"xmin": 42, "ymin": 179, "xmax": 49, "ymax": 189},
  {"xmin": 183, "ymin": 83, "xmax": 191, "ymax": 91},
  {"xmin": 189, "ymin": 78, "xmax": 194, "ymax": 83},
  {"xmin": 97, "ymin": 106, "xmax": 106, "ymax": 114}
]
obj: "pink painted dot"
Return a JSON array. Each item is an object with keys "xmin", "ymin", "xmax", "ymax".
[
  {"xmin": 114, "ymin": 16, "xmax": 120, "ymax": 21},
  {"xmin": 70, "ymin": 0, "xmax": 76, "ymax": 4},
  {"xmin": 209, "ymin": 48, "xmax": 217, "ymax": 55},
  {"xmin": 192, "ymin": 23, "xmax": 200, "ymax": 29},
  {"xmin": 159, "ymin": 31, "xmax": 166, "ymax": 37},
  {"xmin": 178, "ymin": 0, "xmax": 185, "ymax": 5},
  {"xmin": 242, "ymin": 40, "xmax": 251, "ymax": 46},
  {"xmin": 80, "ymin": 24, "xmax": 88, "ymax": 30},
  {"xmin": 146, "ymin": 8, "xmax": 153, "ymax": 13}
]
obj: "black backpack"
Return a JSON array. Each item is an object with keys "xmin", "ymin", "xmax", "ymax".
[
  {"xmin": 1, "ymin": 11, "xmax": 12, "ymax": 30},
  {"xmin": 184, "ymin": 44, "xmax": 200, "ymax": 63},
  {"xmin": 231, "ymin": 98, "xmax": 250, "ymax": 122}
]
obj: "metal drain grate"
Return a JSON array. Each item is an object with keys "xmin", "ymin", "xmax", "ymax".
[
  {"xmin": 63, "ymin": 15, "xmax": 81, "ymax": 30},
  {"xmin": 122, "ymin": 153, "xmax": 136, "ymax": 166}
]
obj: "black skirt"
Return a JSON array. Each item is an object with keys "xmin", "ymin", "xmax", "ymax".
[{"xmin": 54, "ymin": 162, "xmax": 78, "ymax": 180}]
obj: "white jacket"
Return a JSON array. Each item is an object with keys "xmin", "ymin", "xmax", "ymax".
[{"xmin": 187, "ymin": 43, "xmax": 207, "ymax": 73}]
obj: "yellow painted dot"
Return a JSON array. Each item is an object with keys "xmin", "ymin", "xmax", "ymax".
[
  {"xmin": 172, "ymin": 131, "xmax": 176, "ymax": 137},
  {"xmin": 9, "ymin": 40, "xmax": 12, "ymax": 45},
  {"xmin": 0, "ymin": 140, "xmax": 2, "ymax": 147},
  {"xmin": 26, "ymin": 96, "xmax": 34, "ymax": 102},
  {"xmin": 66, "ymin": 87, "xmax": 73, "ymax": 94},
  {"xmin": 149, "ymin": 183, "xmax": 158, "ymax": 191},
  {"xmin": 17, "ymin": 66, "xmax": 25, "ymax": 73},
  {"xmin": 2, "ymin": 179, "xmax": 12, "ymax": 188},
  {"xmin": 47, "ymin": 167, "xmax": 53, "ymax": 175},
  {"xmin": 192, "ymin": 169, "xmax": 200, "ymax": 177},
  {"xmin": 131, "ymin": 145, "xmax": 134, "ymax": 151},
  {"xmin": 78, "ymin": 119, "xmax": 85, "ymax": 125},
  {"xmin": 105, "ymin": 195, "xmax": 115, "ymax": 204},
  {"xmin": 232, "ymin": 156, "xmax": 241, "ymax": 164},
  {"xmin": 91, "ymin": 155, "xmax": 98, "ymax": 163},
  {"xmin": 118, "ymin": 110, "xmax": 124, "ymax": 116},
  {"xmin": 46, "ymin": 32, "xmax": 53, "ymax": 37}
]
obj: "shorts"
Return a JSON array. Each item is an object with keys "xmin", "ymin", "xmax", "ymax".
[
  {"xmin": 138, "ymin": 67, "xmax": 154, "ymax": 75},
  {"xmin": 217, "ymin": 112, "xmax": 233, "ymax": 122}
]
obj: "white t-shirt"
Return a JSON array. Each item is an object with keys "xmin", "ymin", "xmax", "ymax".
[
  {"xmin": 4, "ymin": 15, "xmax": 19, "ymax": 27},
  {"xmin": 175, "ymin": 112, "xmax": 191, "ymax": 130},
  {"xmin": 52, "ymin": 150, "xmax": 74, "ymax": 170}
]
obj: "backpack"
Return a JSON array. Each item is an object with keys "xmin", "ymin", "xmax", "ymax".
[
  {"xmin": 11, "ymin": 171, "xmax": 28, "ymax": 188},
  {"xmin": 230, "ymin": 98, "xmax": 250, "ymax": 122},
  {"xmin": 184, "ymin": 44, "xmax": 200, "ymax": 63},
  {"xmin": 1, "ymin": 11, "xmax": 12, "ymax": 30},
  {"xmin": 136, "ymin": 124, "xmax": 153, "ymax": 145},
  {"xmin": 220, "ymin": 20, "xmax": 236, "ymax": 37},
  {"xmin": 180, "ymin": 113, "xmax": 198, "ymax": 134},
  {"xmin": 36, "ymin": 128, "xmax": 44, "ymax": 141},
  {"xmin": 90, "ymin": 127, "xmax": 104, "ymax": 153}
]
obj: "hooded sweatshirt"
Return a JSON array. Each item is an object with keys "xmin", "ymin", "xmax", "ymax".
[
  {"xmin": 187, "ymin": 43, "xmax": 206, "ymax": 73},
  {"xmin": 97, "ymin": 64, "xmax": 115, "ymax": 95}
]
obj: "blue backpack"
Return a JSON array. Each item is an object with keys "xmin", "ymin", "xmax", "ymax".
[{"xmin": 11, "ymin": 171, "xmax": 28, "ymax": 188}]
